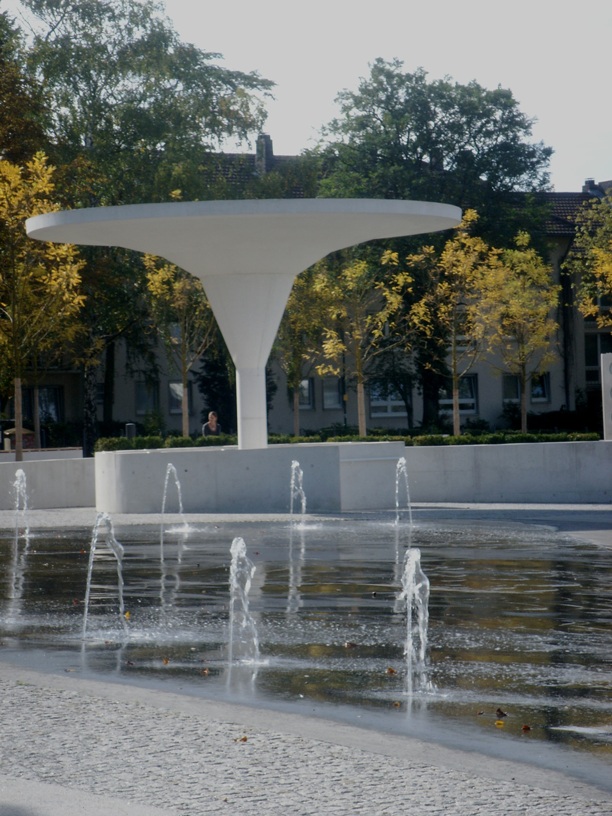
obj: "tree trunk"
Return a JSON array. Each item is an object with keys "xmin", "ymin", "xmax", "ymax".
[
  {"xmin": 293, "ymin": 387, "xmax": 300, "ymax": 436},
  {"xmin": 356, "ymin": 378, "xmax": 367, "ymax": 436},
  {"xmin": 520, "ymin": 372, "xmax": 528, "ymax": 433},
  {"xmin": 181, "ymin": 366, "xmax": 189, "ymax": 437},
  {"xmin": 14, "ymin": 377, "xmax": 23, "ymax": 462},
  {"xmin": 452, "ymin": 380, "xmax": 461, "ymax": 436}
]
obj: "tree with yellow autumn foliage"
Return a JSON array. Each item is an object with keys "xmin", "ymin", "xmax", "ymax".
[
  {"xmin": 565, "ymin": 193, "xmax": 612, "ymax": 330},
  {"xmin": 314, "ymin": 256, "xmax": 412, "ymax": 437},
  {"xmin": 144, "ymin": 255, "xmax": 216, "ymax": 437},
  {"xmin": 0, "ymin": 152, "xmax": 84, "ymax": 459},
  {"xmin": 479, "ymin": 232, "xmax": 560, "ymax": 432},
  {"xmin": 402, "ymin": 210, "xmax": 495, "ymax": 435}
]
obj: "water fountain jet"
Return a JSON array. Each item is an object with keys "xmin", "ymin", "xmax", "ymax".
[
  {"xmin": 12, "ymin": 469, "xmax": 30, "ymax": 546},
  {"xmin": 227, "ymin": 536, "xmax": 260, "ymax": 667},
  {"xmin": 290, "ymin": 460, "xmax": 307, "ymax": 521},
  {"xmin": 397, "ymin": 547, "xmax": 431, "ymax": 696},
  {"xmin": 83, "ymin": 512, "xmax": 127, "ymax": 639},
  {"xmin": 395, "ymin": 456, "xmax": 413, "ymax": 528}
]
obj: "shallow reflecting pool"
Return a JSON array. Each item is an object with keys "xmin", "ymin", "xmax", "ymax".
[{"xmin": 1, "ymin": 514, "xmax": 611, "ymax": 776}]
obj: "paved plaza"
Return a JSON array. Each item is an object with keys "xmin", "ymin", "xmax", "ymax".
[{"xmin": 0, "ymin": 505, "xmax": 610, "ymax": 815}]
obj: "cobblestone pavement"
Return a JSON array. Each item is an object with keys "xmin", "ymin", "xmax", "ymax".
[{"xmin": 0, "ymin": 665, "xmax": 610, "ymax": 816}]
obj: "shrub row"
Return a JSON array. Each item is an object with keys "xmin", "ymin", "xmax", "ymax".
[{"xmin": 94, "ymin": 430, "xmax": 599, "ymax": 452}]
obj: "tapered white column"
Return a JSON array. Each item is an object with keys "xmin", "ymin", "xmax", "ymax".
[
  {"xmin": 236, "ymin": 368, "xmax": 268, "ymax": 449},
  {"xmin": 201, "ymin": 271, "xmax": 295, "ymax": 448}
]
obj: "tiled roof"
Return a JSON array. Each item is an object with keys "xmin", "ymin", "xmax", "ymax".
[{"xmin": 536, "ymin": 192, "xmax": 595, "ymax": 236}]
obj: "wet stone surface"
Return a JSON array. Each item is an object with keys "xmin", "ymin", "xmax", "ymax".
[{"xmin": 1, "ymin": 515, "xmax": 611, "ymax": 768}]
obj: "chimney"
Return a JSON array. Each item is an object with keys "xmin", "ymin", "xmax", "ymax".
[
  {"xmin": 256, "ymin": 133, "xmax": 274, "ymax": 175},
  {"xmin": 582, "ymin": 178, "xmax": 601, "ymax": 195}
]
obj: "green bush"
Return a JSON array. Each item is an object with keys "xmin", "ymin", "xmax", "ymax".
[
  {"xmin": 94, "ymin": 437, "xmax": 134, "ymax": 452},
  {"xmin": 269, "ymin": 434, "xmax": 323, "ymax": 444},
  {"xmin": 93, "ymin": 429, "xmax": 600, "ymax": 453}
]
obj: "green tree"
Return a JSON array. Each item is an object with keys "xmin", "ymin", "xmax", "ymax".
[
  {"xmin": 19, "ymin": 0, "xmax": 274, "ymax": 205},
  {"xmin": 313, "ymin": 256, "xmax": 411, "ymax": 436},
  {"xmin": 144, "ymin": 255, "xmax": 217, "ymax": 436},
  {"xmin": 0, "ymin": 11, "xmax": 48, "ymax": 164},
  {"xmin": 318, "ymin": 59, "xmax": 552, "ymax": 242},
  {"xmin": 564, "ymin": 192, "xmax": 612, "ymax": 329},
  {"xmin": 315, "ymin": 59, "xmax": 553, "ymax": 426},
  {"xmin": 0, "ymin": 153, "xmax": 84, "ymax": 459},
  {"xmin": 14, "ymin": 0, "xmax": 273, "ymax": 450},
  {"xmin": 402, "ymin": 210, "xmax": 493, "ymax": 435},
  {"xmin": 479, "ymin": 232, "xmax": 560, "ymax": 432}
]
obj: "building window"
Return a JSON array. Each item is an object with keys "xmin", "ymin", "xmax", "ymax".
[
  {"xmin": 21, "ymin": 386, "xmax": 64, "ymax": 423},
  {"xmin": 439, "ymin": 374, "xmax": 478, "ymax": 414},
  {"xmin": 323, "ymin": 377, "xmax": 342, "ymax": 410},
  {"xmin": 369, "ymin": 385, "xmax": 407, "ymax": 417},
  {"xmin": 298, "ymin": 378, "xmax": 314, "ymax": 410},
  {"xmin": 168, "ymin": 381, "xmax": 192, "ymax": 415},
  {"xmin": 135, "ymin": 381, "xmax": 159, "ymax": 415},
  {"xmin": 530, "ymin": 373, "xmax": 550, "ymax": 403},
  {"xmin": 502, "ymin": 375, "xmax": 520, "ymax": 403},
  {"xmin": 585, "ymin": 331, "xmax": 612, "ymax": 386}
]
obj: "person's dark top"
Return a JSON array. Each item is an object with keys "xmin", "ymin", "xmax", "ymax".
[{"xmin": 202, "ymin": 421, "xmax": 221, "ymax": 436}]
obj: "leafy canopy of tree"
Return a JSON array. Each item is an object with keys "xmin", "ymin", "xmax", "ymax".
[
  {"xmin": 313, "ymin": 255, "xmax": 412, "ymax": 436},
  {"xmin": 0, "ymin": 152, "xmax": 84, "ymax": 458},
  {"xmin": 0, "ymin": 11, "xmax": 48, "ymax": 163},
  {"xmin": 10, "ymin": 0, "xmax": 274, "ymax": 451},
  {"xmin": 399, "ymin": 210, "xmax": 494, "ymax": 435},
  {"xmin": 19, "ymin": 0, "xmax": 274, "ymax": 205},
  {"xmin": 478, "ymin": 232, "xmax": 560, "ymax": 432},
  {"xmin": 564, "ymin": 193, "xmax": 612, "ymax": 330},
  {"xmin": 274, "ymin": 267, "xmax": 328, "ymax": 436},
  {"xmin": 317, "ymin": 59, "xmax": 552, "ymax": 246}
]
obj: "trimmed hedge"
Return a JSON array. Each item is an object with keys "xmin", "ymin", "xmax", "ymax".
[{"xmin": 95, "ymin": 430, "xmax": 600, "ymax": 452}]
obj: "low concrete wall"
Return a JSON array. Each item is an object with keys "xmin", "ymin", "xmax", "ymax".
[
  {"xmin": 0, "ymin": 448, "xmax": 84, "ymax": 462},
  {"xmin": 2, "ymin": 441, "xmax": 610, "ymax": 513},
  {"xmin": 0, "ymin": 457, "xmax": 95, "ymax": 510},
  {"xmin": 95, "ymin": 442, "xmax": 406, "ymax": 514},
  {"xmin": 404, "ymin": 440, "xmax": 612, "ymax": 504}
]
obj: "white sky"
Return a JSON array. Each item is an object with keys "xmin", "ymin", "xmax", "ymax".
[{"xmin": 5, "ymin": 0, "xmax": 611, "ymax": 191}]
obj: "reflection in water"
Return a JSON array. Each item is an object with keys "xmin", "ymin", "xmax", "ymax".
[
  {"xmin": 287, "ymin": 522, "xmax": 306, "ymax": 614},
  {"xmin": 0, "ymin": 517, "xmax": 611, "ymax": 764}
]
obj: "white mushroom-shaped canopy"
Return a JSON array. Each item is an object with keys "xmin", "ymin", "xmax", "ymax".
[{"xmin": 27, "ymin": 199, "xmax": 461, "ymax": 448}]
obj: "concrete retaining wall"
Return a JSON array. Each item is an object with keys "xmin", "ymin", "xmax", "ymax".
[
  {"xmin": 403, "ymin": 440, "xmax": 612, "ymax": 504},
  {"xmin": 0, "ymin": 448, "xmax": 84, "ymax": 462},
  {"xmin": 1, "ymin": 441, "xmax": 610, "ymax": 513},
  {"xmin": 0, "ymin": 457, "xmax": 95, "ymax": 510},
  {"xmin": 94, "ymin": 442, "xmax": 406, "ymax": 514}
]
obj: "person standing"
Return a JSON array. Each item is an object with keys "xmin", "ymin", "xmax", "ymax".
[{"xmin": 202, "ymin": 411, "xmax": 221, "ymax": 436}]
